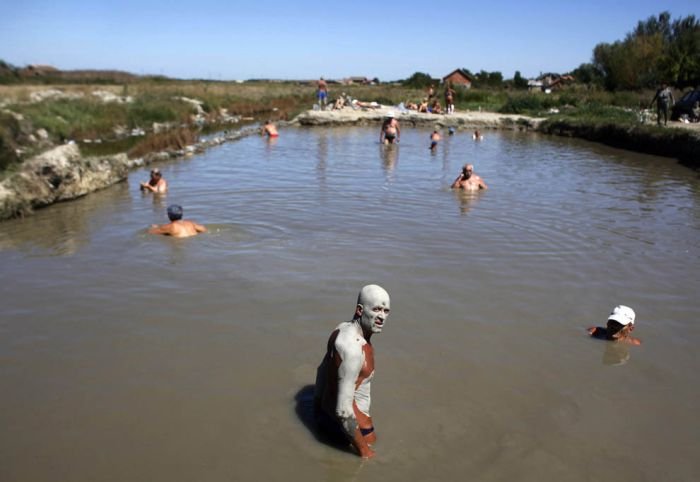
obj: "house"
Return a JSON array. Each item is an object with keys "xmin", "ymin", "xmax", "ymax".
[
  {"xmin": 342, "ymin": 76, "xmax": 370, "ymax": 85},
  {"xmin": 442, "ymin": 69, "xmax": 472, "ymax": 89},
  {"xmin": 533, "ymin": 73, "xmax": 574, "ymax": 92}
]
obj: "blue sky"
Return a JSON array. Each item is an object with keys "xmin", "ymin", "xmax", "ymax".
[{"xmin": 1, "ymin": 0, "xmax": 698, "ymax": 81}]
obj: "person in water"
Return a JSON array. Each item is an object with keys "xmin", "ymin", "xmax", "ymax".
[
  {"xmin": 148, "ymin": 204, "xmax": 207, "ymax": 238},
  {"xmin": 261, "ymin": 120, "xmax": 279, "ymax": 138},
  {"xmin": 451, "ymin": 163, "xmax": 488, "ymax": 190},
  {"xmin": 380, "ymin": 112, "xmax": 400, "ymax": 144},
  {"xmin": 430, "ymin": 130, "xmax": 441, "ymax": 150},
  {"xmin": 314, "ymin": 284, "xmax": 391, "ymax": 459},
  {"xmin": 140, "ymin": 168, "xmax": 168, "ymax": 193},
  {"xmin": 588, "ymin": 305, "xmax": 641, "ymax": 345},
  {"xmin": 473, "ymin": 129, "xmax": 483, "ymax": 140}
]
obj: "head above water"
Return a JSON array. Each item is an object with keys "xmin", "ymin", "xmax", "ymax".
[
  {"xmin": 354, "ymin": 284, "xmax": 391, "ymax": 335},
  {"xmin": 150, "ymin": 168, "xmax": 161, "ymax": 179},
  {"xmin": 386, "ymin": 111, "xmax": 394, "ymax": 119},
  {"xmin": 608, "ymin": 305, "xmax": 635, "ymax": 326},
  {"xmin": 167, "ymin": 204, "xmax": 183, "ymax": 221},
  {"xmin": 462, "ymin": 163, "xmax": 474, "ymax": 177}
]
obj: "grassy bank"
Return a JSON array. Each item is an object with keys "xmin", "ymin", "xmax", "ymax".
[{"xmin": 2, "ymin": 81, "xmax": 698, "ymax": 173}]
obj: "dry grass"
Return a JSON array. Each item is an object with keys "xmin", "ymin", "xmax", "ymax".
[{"xmin": 128, "ymin": 128, "xmax": 199, "ymax": 158}]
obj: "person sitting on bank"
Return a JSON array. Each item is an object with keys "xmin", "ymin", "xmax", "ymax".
[
  {"xmin": 261, "ymin": 120, "xmax": 279, "ymax": 138},
  {"xmin": 430, "ymin": 130, "xmax": 441, "ymax": 150},
  {"xmin": 451, "ymin": 163, "xmax": 488, "ymax": 190},
  {"xmin": 148, "ymin": 204, "xmax": 207, "ymax": 238},
  {"xmin": 140, "ymin": 168, "xmax": 168, "ymax": 194},
  {"xmin": 380, "ymin": 112, "xmax": 400, "ymax": 144},
  {"xmin": 588, "ymin": 305, "xmax": 641, "ymax": 345}
]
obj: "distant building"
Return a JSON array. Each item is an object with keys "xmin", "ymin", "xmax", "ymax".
[
  {"xmin": 342, "ymin": 76, "xmax": 370, "ymax": 85},
  {"xmin": 442, "ymin": 69, "xmax": 472, "ymax": 89},
  {"xmin": 530, "ymin": 73, "xmax": 574, "ymax": 92}
]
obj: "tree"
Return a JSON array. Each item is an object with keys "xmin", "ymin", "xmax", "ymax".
[
  {"xmin": 513, "ymin": 71, "xmax": 528, "ymax": 89},
  {"xmin": 402, "ymin": 72, "xmax": 437, "ymax": 88},
  {"xmin": 590, "ymin": 11, "xmax": 700, "ymax": 90}
]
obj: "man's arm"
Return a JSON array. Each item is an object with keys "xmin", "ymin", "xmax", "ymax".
[
  {"xmin": 335, "ymin": 338, "xmax": 374, "ymax": 458},
  {"xmin": 194, "ymin": 223, "xmax": 207, "ymax": 233},
  {"xmin": 478, "ymin": 177, "xmax": 488, "ymax": 190},
  {"xmin": 148, "ymin": 224, "xmax": 173, "ymax": 236},
  {"xmin": 451, "ymin": 174, "xmax": 463, "ymax": 189}
]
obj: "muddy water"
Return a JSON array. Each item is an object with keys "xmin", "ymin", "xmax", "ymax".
[{"xmin": 1, "ymin": 127, "xmax": 699, "ymax": 482}]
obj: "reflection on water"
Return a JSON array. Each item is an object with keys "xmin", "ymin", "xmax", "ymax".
[
  {"xmin": 453, "ymin": 188, "xmax": 483, "ymax": 216},
  {"xmin": 1, "ymin": 127, "xmax": 699, "ymax": 481},
  {"xmin": 602, "ymin": 342, "xmax": 631, "ymax": 366}
]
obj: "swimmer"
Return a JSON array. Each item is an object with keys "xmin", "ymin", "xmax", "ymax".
[
  {"xmin": 451, "ymin": 163, "xmax": 488, "ymax": 190},
  {"xmin": 148, "ymin": 204, "xmax": 207, "ymax": 238},
  {"xmin": 430, "ymin": 130, "xmax": 441, "ymax": 150},
  {"xmin": 314, "ymin": 285, "xmax": 391, "ymax": 459},
  {"xmin": 380, "ymin": 112, "xmax": 400, "ymax": 144},
  {"xmin": 588, "ymin": 305, "xmax": 641, "ymax": 345},
  {"xmin": 448, "ymin": 127, "xmax": 455, "ymax": 136},
  {"xmin": 261, "ymin": 120, "xmax": 279, "ymax": 138},
  {"xmin": 472, "ymin": 129, "xmax": 484, "ymax": 140},
  {"xmin": 140, "ymin": 168, "xmax": 168, "ymax": 194}
]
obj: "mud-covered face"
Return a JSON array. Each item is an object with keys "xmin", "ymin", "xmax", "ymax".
[{"xmin": 356, "ymin": 285, "xmax": 391, "ymax": 334}]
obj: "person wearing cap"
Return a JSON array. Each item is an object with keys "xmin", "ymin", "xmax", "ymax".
[
  {"xmin": 314, "ymin": 284, "xmax": 391, "ymax": 459},
  {"xmin": 140, "ymin": 168, "xmax": 168, "ymax": 193},
  {"xmin": 380, "ymin": 112, "xmax": 400, "ymax": 144},
  {"xmin": 451, "ymin": 163, "xmax": 488, "ymax": 190},
  {"xmin": 588, "ymin": 305, "xmax": 641, "ymax": 345},
  {"xmin": 148, "ymin": 204, "xmax": 207, "ymax": 238}
]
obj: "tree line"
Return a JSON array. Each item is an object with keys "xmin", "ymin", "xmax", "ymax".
[{"xmin": 403, "ymin": 11, "xmax": 699, "ymax": 92}]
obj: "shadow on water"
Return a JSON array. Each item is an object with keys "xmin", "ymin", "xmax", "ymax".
[{"xmin": 294, "ymin": 384, "xmax": 354, "ymax": 455}]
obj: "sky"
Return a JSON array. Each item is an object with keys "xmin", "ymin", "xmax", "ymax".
[{"xmin": 1, "ymin": 0, "xmax": 698, "ymax": 81}]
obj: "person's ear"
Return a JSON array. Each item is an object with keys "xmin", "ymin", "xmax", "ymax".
[{"xmin": 355, "ymin": 304, "xmax": 363, "ymax": 319}]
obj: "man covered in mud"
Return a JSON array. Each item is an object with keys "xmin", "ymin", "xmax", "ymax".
[
  {"xmin": 148, "ymin": 204, "xmax": 207, "ymax": 238},
  {"xmin": 451, "ymin": 163, "xmax": 488, "ymax": 190},
  {"xmin": 314, "ymin": 284, "xmax": 391, "ymax": 459}
]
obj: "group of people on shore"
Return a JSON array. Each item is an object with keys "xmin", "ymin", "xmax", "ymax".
[{"xmin": 315, "ymin": 284, "xmax": 641, "ymax": 459}]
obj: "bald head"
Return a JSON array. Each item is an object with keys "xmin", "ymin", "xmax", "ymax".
[{"xmin": 355, "ymin": 284, "xmax": 391, "ymax": 334}]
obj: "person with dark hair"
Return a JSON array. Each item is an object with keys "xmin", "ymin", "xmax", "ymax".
[
  {"xmin": 261, "ymin": 120, "xmax": 279, "ymax": 138},
  {"xmin": 379, "ymin": 112, "xmax": 400, "ymax": 144},
  {"xmin": 140, "ymin": 168, "xmax": 168, "ymax": 193},
  {"xmin": 649, "ymin": 82, "xmax": 675, "ymax": 126},
  {"xmin": 429, "ymin": 130, "xmax": 441, "ymax": 150},
  {"xmin": 148, "ymin": 204, "xmax": 206, "ymax": 238},
  {"xmin": 588, "ymin": 305, "xmax": 641, "ymax": 345},
  {"xmin": 317, "ymin": 77, "xmax": 328, "ymax": 110}
]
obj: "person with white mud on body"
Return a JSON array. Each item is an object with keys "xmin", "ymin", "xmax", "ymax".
[{"xmin": 314, "ymin": 285, "xmax": 391, "ymax": 459}]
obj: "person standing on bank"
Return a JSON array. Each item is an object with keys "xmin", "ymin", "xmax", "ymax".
[
  {"xmin": 649, "ymin": 82, "xmax": 675, "ymax": 126},
  {"xmin": 314, "ymin": 285, "xmax": 391, "ymax": 459},
  {"xmin": 317, "ymin": 77, "xmax": 328, "ymax": 110}
]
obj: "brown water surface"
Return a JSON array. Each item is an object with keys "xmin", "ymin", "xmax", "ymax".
[{"xmin": 1, "ymin": 127, "xmax": 699, "ymax": 481}]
